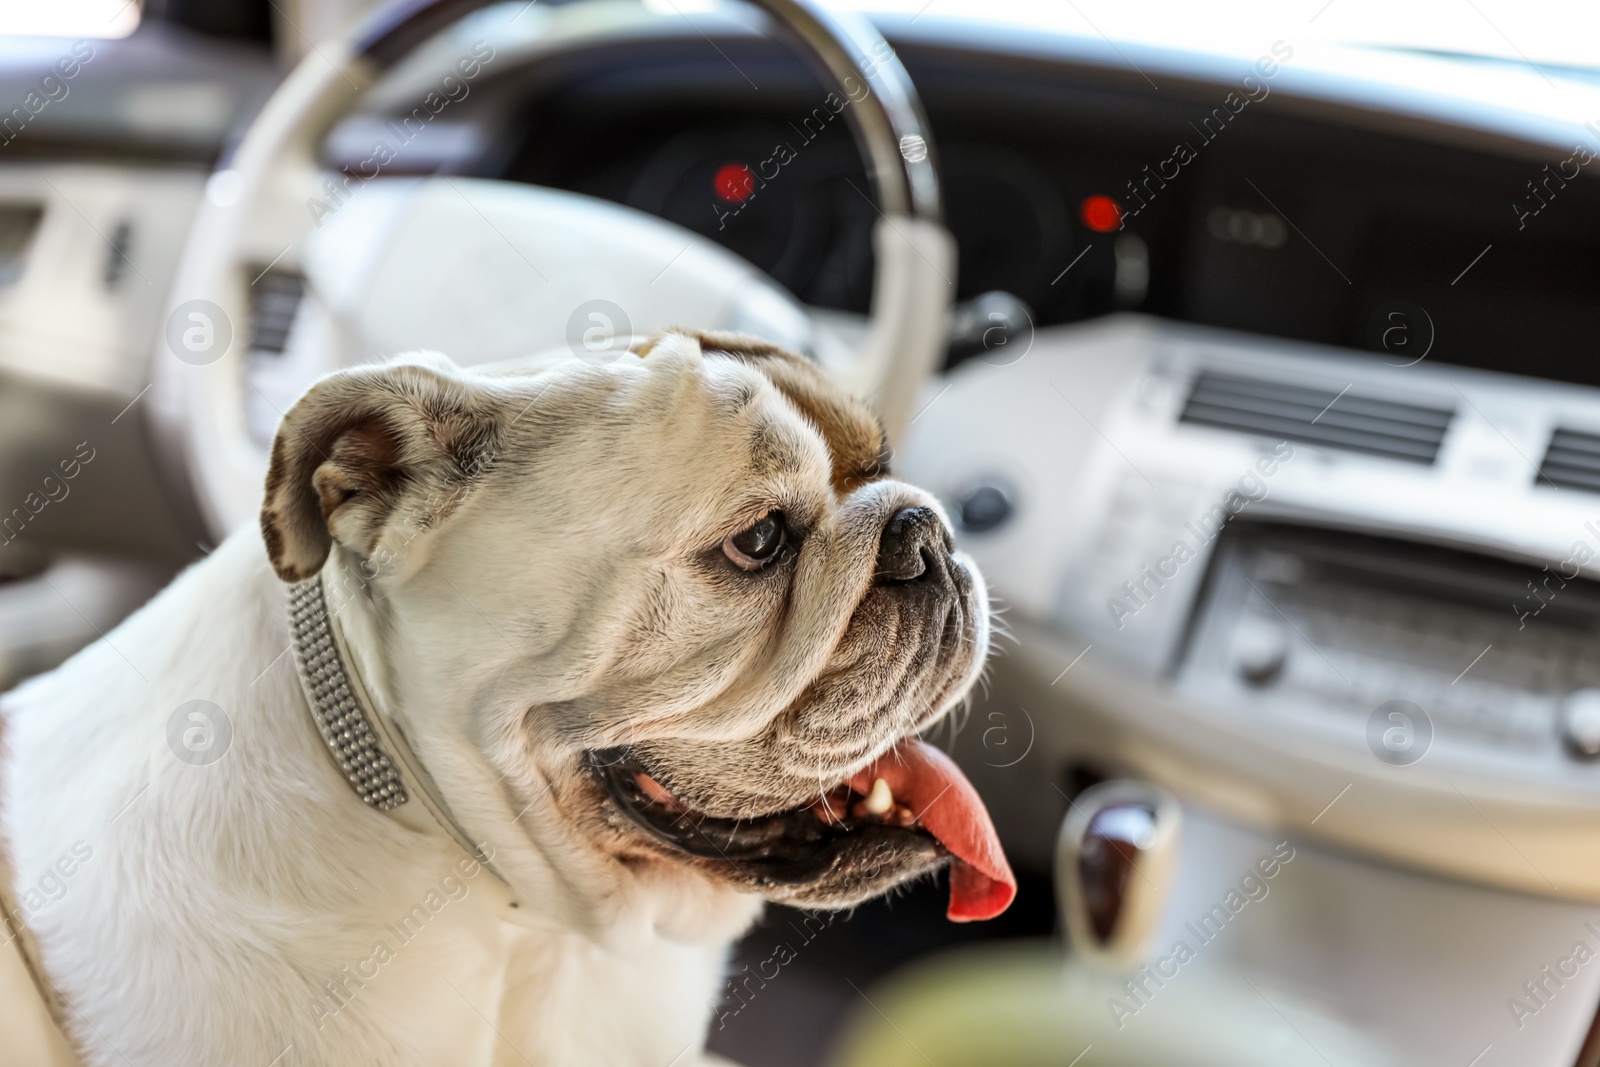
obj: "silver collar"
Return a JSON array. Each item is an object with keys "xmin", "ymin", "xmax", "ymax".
[
  {"xmin": 287, "ymin": 576, "xmax": 408, "ymax": 810},
  {"xmin": 287, "ymin": 570, "xmax": 518, "ymax": 895}
]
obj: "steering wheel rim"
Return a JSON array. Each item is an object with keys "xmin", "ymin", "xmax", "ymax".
[{"xmin": 150, "ymin": 0, "xmax": 955, "ymax": 539}]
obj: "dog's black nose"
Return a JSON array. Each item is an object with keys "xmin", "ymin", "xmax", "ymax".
[{"xmin": 875, "ymin": 506, "xmax": 952, "ymax": 584}]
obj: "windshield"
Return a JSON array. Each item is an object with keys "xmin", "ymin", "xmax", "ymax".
[
  {"xmin": 841, "ymin": 0, "xmax": 1600, "ymax": 73},
  {"xmin": 0, "ymin": 0, "xmax": 139, "ymax": 38},
  {"xmin": 6, "ymin": 0, "xmax": 1599, "ymax": 73}
]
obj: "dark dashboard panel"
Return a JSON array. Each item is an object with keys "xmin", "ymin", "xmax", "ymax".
[
  {"xmin": 489, "ymin": 39, "xmax": 1165, "ymax": 323},
  {"xmin": 503, "ymin": 96, "xmax": 878, "ymax": 311},
  {"xmin": 482, "ymin": 35, "xmax": 1600, "ymax": 384},
  {"xmin": 1178, "ymin": 118, "xmax": 1600, "ymax": 387}
]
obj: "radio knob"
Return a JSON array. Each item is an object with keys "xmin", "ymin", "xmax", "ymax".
[
  {"xmin": 1559, "ymin": 689, "xmax": 1600, "ymax": 759},
  {"xmin": 956, "ymin": 484, "xmax": 1013, "ymax": 534},
  {"xmin": 1233, "ymin": 617, "xmax": 1289, "ymax": 687}
]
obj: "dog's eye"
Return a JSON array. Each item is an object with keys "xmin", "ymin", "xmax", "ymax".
[{"xmin": 723, "ymin": 512, "xmax": 787, "ymax": 571}]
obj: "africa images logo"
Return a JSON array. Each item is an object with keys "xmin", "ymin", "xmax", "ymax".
[
  {"xmin": 1107, "ymin": 841, "xmax": 1296, "ymax": 1029},
  {"xmin": 1114, "ymin": 40, "xmax": 1294, "ymax": 228},
  {"xmin": 1107, "ymin": 442, "xmax": 1294, "ymax": 630}
]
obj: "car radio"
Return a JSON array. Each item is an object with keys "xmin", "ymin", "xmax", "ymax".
[
  {"xmin": 1179, "ymin": 521, "xmax": 1600, "ymax": 773},
  {"xmin": 900, "ymin": 312, "xmax": 1600, "ymax": 900}
]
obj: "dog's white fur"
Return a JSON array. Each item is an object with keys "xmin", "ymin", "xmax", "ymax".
[{"xmin": 1, "ymin": 334, "xmax": 987, "ymax": 1066}]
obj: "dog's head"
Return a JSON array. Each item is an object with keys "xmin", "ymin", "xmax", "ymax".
[{"xmin": 260, "ymin": 331, "xmax": 1012, "ymax": 926}]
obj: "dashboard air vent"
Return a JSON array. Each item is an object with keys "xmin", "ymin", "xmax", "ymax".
[
  {"xmin": 1538, "ymin": 427, "xmax": 1600, "ymax": 493},
  {"xmin": 1180, "ymin": 371, "xmax": 1453, "ymax": 464},
  {"xmin": 248, "ymin": 271, "xmax": 304, "ymax": 354}
]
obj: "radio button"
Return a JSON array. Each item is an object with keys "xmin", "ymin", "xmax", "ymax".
[{"xmin": 1233, "ymin": 617, "xmax": 1289, "ymax": 687}]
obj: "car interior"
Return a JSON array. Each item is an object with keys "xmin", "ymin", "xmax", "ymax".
[{"xmin": 4, "ymin": 0, "xmax": 1600, "ymax": 1064}]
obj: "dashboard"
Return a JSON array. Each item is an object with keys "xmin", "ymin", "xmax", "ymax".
[
  {"xmin": 378, "ymin": 22, "xmax": 1600, "ymax": 1059},
  {"xmin": 382, "ymin": 23, "xmax": 1600, "ymax": 386}
]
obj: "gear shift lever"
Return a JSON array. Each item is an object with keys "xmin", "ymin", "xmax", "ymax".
[{"xmin": 1056, "ymin": 780, "xmax": 1182, "ymax": 967}]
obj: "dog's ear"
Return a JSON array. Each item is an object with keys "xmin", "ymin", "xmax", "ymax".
[
  {"xmin": 646, "ymin": 329, "xmax": 890, "ymax": 495},
  {"xmin": 260, "ymin": 355, "xmax": 503, "ymax": 583}
]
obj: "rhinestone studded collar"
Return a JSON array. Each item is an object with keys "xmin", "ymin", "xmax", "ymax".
[
  {"xmin": 288, "ymin": 576, "xmax": 409, "ymax": 810},
  {"xmin": 286, "ymin": 570, "xmax": 519, "ymax": 904}
]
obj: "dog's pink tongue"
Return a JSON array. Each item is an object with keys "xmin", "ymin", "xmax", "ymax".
[{"xmin": 848, "ymin": 739, "xmax": 1016, "ymax": 922}]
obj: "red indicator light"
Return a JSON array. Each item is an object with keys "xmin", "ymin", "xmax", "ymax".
[
  {"xmin": 714, "ymin": 162, "xmax": 756, "ymax": 203},
  {"xmin": 1080, "ymin": 194, "xmax": 1122, "ymax": 233}
]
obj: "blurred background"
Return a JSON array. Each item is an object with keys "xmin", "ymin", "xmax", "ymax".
[{"xmin": 6, "ymin": 0, "xmax": 1600, "ymax": 1064}]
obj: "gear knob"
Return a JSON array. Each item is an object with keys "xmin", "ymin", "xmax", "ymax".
[{"xmin": 1056, "ymin": 780, "xmax": 1182, "ymax": 967}]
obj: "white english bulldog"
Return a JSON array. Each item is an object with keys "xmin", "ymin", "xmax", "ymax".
[{"xmin": 0, "ymin": 331, "xmax": 1013, "ymax": 1066}]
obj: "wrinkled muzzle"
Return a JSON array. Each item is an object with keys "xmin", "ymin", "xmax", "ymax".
[{"xmin": 588, "ymin": 492, "xmax": 1012, "ymax": 920}]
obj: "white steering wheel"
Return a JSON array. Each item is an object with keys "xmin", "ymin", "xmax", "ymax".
[{"xmin": 149, "ymin": 0, "xmax": 955, "ymax": 538}]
